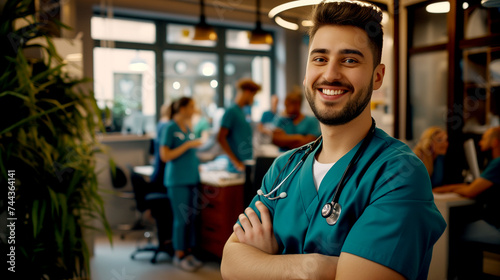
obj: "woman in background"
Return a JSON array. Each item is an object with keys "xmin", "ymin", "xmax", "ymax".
[
  {"xmin": 413, "ymin": 126, "xmax": 449, "ymax": 187},
  {"xmin": 159, "ymin": 97, "xmax": 203, "ymax": 272}
]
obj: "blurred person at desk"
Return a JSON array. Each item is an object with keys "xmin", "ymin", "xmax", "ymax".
[
  {"xmin": 159, "ymin": 97, "xmax": 203, "ymax": 272},
  {"xmin": 433, "ymin": 126, "xmax": 500, "ymax": 278},
  {"xmin": 433, "ymin": 126, "xmax": 500, "ymax": 226},
  {"xmin": 413, "ymin": 126, "xmax": 449, "ymax": 187},
  {"xmin": 217, "ymin": 79, "xmax": 261, "ymax": 173},
  {"xmin": 272, "ymin": 90, "xmax": 321, "ymax": 152}
]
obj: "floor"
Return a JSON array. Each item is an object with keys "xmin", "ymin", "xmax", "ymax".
[{"xmin": 90, "ymin": 230, "xmax": 223, "ymax": 280}]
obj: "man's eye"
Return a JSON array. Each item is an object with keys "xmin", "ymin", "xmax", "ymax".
[
  {"xmin": 344, "ymin": 58, "xmax": 357, "ymax": 64},
  {"xmin": 313, "ymin": 57, "xmax": 326, "ymax": 63}
]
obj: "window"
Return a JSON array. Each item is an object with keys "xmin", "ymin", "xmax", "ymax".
[
  {"xmin": 92, "ymin": 15, "xmax": 275, "ymax": 136},
  {"xmin": 93, "ymin": 47, "xmax": 156, "ymax": 134}
]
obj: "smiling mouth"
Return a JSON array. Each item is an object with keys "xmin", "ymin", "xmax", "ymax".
[{"xmin": 320, "ymin": 89, "xmax": 348, "ymax": 96}]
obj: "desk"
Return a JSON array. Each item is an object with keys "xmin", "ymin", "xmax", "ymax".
[
  {"xmin": 428, "ymin": 193, "xmax": 475, "ymax": 280},
  {"xmin": 199, "ymin": 170, "xmax": 245, "ymax": 258},
  {"xmin": 133, "ymin": 165, "xmax": 154, "ymax": 177}
]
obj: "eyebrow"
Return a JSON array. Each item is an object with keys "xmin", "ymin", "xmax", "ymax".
[{"xmin": 309, "ymin": 48, "xmax": 364, "ymax": 58}]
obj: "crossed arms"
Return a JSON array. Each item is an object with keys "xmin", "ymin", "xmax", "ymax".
[{"xmin": 220, "ymin": 201, "xmax": 405, "ymax": 280}]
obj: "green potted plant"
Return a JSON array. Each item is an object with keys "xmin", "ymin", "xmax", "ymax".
[{"xmin": 0, "ymin": 0, "xmax": 112, "ymax": 278}]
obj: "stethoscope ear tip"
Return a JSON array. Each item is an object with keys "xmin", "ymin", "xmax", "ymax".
[
  {"xmin": 279, "ymin": 192, "xmax": 287, "ymax": 198},
  {"xmin": 257, "ymin": 189, "xmax": 264, "ymax": 196}
]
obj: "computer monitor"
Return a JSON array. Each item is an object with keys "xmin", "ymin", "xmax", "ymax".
[{"xmin": 464, "ymin": 138, "xmax": 481, "ymax": 180}]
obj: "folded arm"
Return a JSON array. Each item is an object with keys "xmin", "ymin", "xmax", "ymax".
[
  {"xmin": 221, "ymin": 201, "xmax": 404, "ymax": 280},
  {"xmin": 272, "ymin": 129, "xmax": 317, "ymax": 150}
]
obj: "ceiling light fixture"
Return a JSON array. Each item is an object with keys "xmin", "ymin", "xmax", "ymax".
[
  {"xmin": 249, "ymin": 0, "xmax": 273, "ymax": 45},
  {"xmin": 425, "ymin": 1, "xmax": 450, "ymax": 13},
  {"xmin": 269, "ymin": 0, "xmax": 384, "ymax": 30},
  {"xmin": 481, "ymin": 0, "xmax": 500, "ymax": 7},
  {"xmin": 193, "ymin": 0, "xmax": 217, "ymax": 41}
]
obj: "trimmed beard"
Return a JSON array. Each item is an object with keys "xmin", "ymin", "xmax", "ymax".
[{"xmin": 305, "ymin": 81, "xmax": 373, "ymax": 126}]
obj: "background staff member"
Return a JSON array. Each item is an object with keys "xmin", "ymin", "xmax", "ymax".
[
  {"xmin": 272, "ymin": 90, "xmax": 321, "ymax": 151},
  {"xmin": 413, "ymin": 126, "xmax": 449, "ymax": 187},
  {"xmin": 217, "ymin": 79, "xmax": 261, "ymax": 173},
  {"xmin": 159, "ymin": 97, "xmax": 203, "ymax": 272},
  {"xmin": 221, "ymin": 1, "xmax": 446, "ymax": 279}
]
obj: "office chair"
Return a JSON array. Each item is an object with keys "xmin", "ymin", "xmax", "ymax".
[
  {"xmin": 128, "ymin": 166, "xmax": 174, "ymax": 264},
  {"xmin": 109, "ymin": 165, "xmax": 139, "ymax": 239}
]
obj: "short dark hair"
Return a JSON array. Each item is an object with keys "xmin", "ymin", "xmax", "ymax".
[
  {"xmin": 237, "ymin": 79, "xmax": 262, "ymax": 93},
  {"xmin": 308, "ymin": 0, "xmax": 384, "ymax": 66}
]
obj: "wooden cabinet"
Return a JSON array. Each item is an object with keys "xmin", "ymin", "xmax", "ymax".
[
  {"xmin": 463, "ymin": 46, "xmax": 500, "ymax": 130},
  {"xmin": 198, "ymin": 182, "xmax": 244, "ymax": 258}
]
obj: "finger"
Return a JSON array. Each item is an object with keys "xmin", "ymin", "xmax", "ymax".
[
  {"xmin": 255, "ymin": 201, "xmax": 272, "ymax": 228},
  {"xmin": 233, "ymin": 223, "xmax": 245, "ymax": 242},
  {"xmin": 245, "ymin": 207, "xmax": 262, "ymax": 230},
  {"xmin": 238, "ymin": 213, "xmax": 252, "ymax": 232}
]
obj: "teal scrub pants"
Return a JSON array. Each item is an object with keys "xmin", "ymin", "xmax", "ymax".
[{"xmin": 168, "ymin": 184, "xmax": 198, "ymax": 251}]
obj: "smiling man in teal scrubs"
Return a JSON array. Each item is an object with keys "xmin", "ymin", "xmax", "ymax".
[{"xmin": 221, "ymin": 1, "xmax": 446, "ymax": 280}]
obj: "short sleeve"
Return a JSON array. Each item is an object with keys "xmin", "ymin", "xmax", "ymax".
[
  {"xmin": 480, "ymin": 158, "xmax": 500, "ymax": 184},
  {"xmin": 220, "ymin": 107, "xmax": 234, "ymax": 129},
  {"xmin": 160, "ymin": 123, "xmax": 175, "ymax": 148},
  {"xmin": 341, "ymin": 155, "xmax": 446, "ymax": 279}
]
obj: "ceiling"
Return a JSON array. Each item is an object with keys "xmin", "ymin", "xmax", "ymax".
[{"xmin": 103, "ymin": 0, "xmax": 390, "ymax": 31}]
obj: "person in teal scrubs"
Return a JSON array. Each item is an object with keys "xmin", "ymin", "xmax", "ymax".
[
  {"xmin": 272, "ymin": 90, "xmax": 321, "ymax": 152},
  {"xmin": 221, "ymin": 2, "xmax": 446, "ymax": 280},
  {"xmin": 413, "ymin": 126, "xmax": 449, "ymax": 187},
  {"xmin": 159, "ymin": 97, "xmax": 203, "ymax": 272},
  {"xmin": 217, "ymin": 79, "xmax": 261, "ymax": 173}
]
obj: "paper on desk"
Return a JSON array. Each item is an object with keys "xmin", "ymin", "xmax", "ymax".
[{"xmin": 433, "ymin": 192, "xmax": 461, "ymax": 199}]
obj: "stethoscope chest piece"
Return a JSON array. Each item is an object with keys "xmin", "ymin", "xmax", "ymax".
[{"xmin": 321, "ymin": 202, "xmax": 342, "ymax": 226}]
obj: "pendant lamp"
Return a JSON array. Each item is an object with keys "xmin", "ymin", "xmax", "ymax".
[
  {"xmin": 193, "ymin": 0, "xmax": 217, "ymax": 41},
  {"xmin": 249, "ymin": 0, "xmax": 273, "ymax": 45}
]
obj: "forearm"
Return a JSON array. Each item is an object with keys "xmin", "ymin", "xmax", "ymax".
[
  {"xmin": 272, "ymin": 133, "xmax": 303, "ymax": 149},
  {"xmin": 159, "ymin": 143, "xmax": 191, "ymax": 162},
  {"xmin": 432, "ymin": 183, "xmax": 465, "ymax": 193},
  {"xmin": 221, "ymin": 236, "xmax": 338, "ymax": 280},
  {"xmin": 219, "ymin": 138, "xmax": 242, "ymax": 165}
]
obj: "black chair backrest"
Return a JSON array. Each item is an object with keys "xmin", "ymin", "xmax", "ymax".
[
  {"xmin": 129, "ymin": 169, "xmax": 150, "ymax": 213},
  {"xmin": 110, "ymin": 165, "xmax": 127, "ymax": 189}
]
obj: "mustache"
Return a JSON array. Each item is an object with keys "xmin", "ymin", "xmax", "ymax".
[{"xmin": 313, "ymin": 80, "xmax": 354, "ymax": 92}]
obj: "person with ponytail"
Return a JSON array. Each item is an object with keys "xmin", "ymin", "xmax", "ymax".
[{"xmin": 159, "ymin": 97, "xmax": 203, "ymax": 271}]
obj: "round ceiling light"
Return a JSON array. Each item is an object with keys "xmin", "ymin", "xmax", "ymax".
[{"xmin": 269, "ymin": 0, "xmax": 382, "ymax": 30}]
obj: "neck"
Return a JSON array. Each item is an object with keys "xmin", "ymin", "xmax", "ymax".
[
  {"xmin": 316, "ymin": 110, "xmax": 373, "ymax": 163},
  {"xmin": 174, "ymin": 115, "xmax": 188, "ymax": 131},
  {"xmin": 492, "ymin": 147, "xmax": 500, "ymax": 159}
]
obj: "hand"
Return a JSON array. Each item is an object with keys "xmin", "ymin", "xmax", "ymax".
[
  {"xmin": 189, "ymin": 139, "xmax": 203, "ymax": 148},
  {"xmin": 233, "ymin": 201, "xmax": 279, "ymax": 255},
  {"xmin": 233, "ymin": 160, "xmax": 246, "ymax": 172}
]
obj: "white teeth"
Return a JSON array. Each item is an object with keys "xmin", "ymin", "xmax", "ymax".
[{"xmin": 322, "ymin": 89, "xmax": 345, "ymax": 96}]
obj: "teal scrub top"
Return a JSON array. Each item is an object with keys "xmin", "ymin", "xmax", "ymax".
[
  {"xmin": 220, "ymin": 104, "xmax": 253, "ymax": 161},
  {"xmin": 247, "ymin": 128, "xmax": 446, "ymax": 280},
  {"xmin": 160, "ymin": 120, "xmax": 200, "ymax": 187},
  {"xmin": 478, "ymin": 157, "xmax": 500, "ymax": 228}
]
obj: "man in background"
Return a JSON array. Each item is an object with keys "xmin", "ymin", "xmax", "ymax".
[
  {"xmin": 217, "ymin": 79, "xmax": 261, "ymax": 173},
  {"xmin": 272, "ymin": 90, "xmax": 321, "ymax": 151}
]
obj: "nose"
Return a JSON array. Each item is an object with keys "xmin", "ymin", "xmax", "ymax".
[{"xmin": 323, "ymin": 62, "xmax": 342, "ymax": 82}]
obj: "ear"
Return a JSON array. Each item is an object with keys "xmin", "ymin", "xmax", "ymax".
[{"xmin": 372, "ymin": 64, "xmax": 385, "ymax": 91}]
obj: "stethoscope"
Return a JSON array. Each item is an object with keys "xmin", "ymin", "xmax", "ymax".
[{"xmin": 257, "ymin": 118, "xmax": 376, "ymax": 226}]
